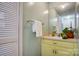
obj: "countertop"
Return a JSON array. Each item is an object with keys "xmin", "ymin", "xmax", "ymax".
[{"xmin": 42, "ymin": 36, "xmax": 77, "ymax": 42}]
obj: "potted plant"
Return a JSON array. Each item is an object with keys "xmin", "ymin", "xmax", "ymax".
[{"xmin": 61, "ymin": 27, "xmax": 74, "ymax": 39}]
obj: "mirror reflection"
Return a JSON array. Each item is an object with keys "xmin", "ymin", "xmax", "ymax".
[{"xmin": 48, "ymin": 2, "xmax": 77, "ymax": 39}]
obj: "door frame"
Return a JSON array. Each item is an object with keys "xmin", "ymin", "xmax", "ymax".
[{"xmin": 18, "ymin": 2, "xmax": 23, "ymax": 56}]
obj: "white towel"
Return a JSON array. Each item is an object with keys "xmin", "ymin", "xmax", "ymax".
[{"xmin": 32, "ymin": 20, "xmax": 42, "ymax": 37}]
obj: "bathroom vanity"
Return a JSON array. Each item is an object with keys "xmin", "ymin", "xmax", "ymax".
[
  {"xmin": 41, "ymin": 36, "xmax": 78, "ymax": 56},
  {"xmin": 41, "ymin": 3, "xmax": 79, "ymax": 56}
]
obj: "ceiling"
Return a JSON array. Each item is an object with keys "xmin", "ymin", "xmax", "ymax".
[{"xmin": 49, "ymin": 2, "xmax": 76, "ymax": 16}]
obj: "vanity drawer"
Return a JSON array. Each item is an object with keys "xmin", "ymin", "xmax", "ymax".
[
  {"xmin": 53, "ymin": 41, "xmax": 74, "ymax": 48},
  {"xmin": 55, "ymin": 50, "xmax": 74, "ymax": 56},
  {"xmin": 56, "ymin": 47, "xmax": 78, "ymax": 56},
  {"xmin": 55, "ymin": 46, "xmax": 74, "ymax": 53},
  {"xmin": 42, "ymin": 39, "xmax": 53, "ymax": 45},
  {"xmin": 42, "ymin": 39, "xmax": 77, "ymax": 48}
]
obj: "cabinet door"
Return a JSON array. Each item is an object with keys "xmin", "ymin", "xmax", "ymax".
[
  {"xmin": 41, "ymin": 39, "xmax": 77, "ymax": 56},
  {"xmin": 52, "ymin": 40, "xmax": 77, "ymax": 56},
  {"xmin": 73, "ymin": 43, "xmax": 78, "ymax": 56},
  {"xmin": 54, "ymin": 45, "xmax": 74, "ymax": 56},
  {"xmin": 41, "ymin": 43, "xmax": 55, "ymax": 56}
]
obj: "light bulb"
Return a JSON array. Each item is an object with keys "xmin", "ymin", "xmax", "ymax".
[
  {"xmin": 43, "ymin": 10, "xmax": 48, "ymax": 14},
  {"xmin": 28, "ymin": 2, "xmax": 34, "ymax": 6}
]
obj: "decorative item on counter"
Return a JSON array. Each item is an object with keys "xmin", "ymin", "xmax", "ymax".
[
  {"xmin": 52, "ymin": 31, "xmax": 56, "ymax": 36},
  {"xmin": 62, "ymin": 27, "xmax": 69, "ymax": 34},
  {"xmin": 61, "ymin": 27, "xmax": 74, "ymax": 39},
  {"xmin": 61, "ymin": 32, "xmax": 68, "ymax": 39},
  {"xmin": 67, "ymin": 21, "xmax": 74, "ymax": 39},
  {"xmin": 66, "ymin": 30, "xmax": 74, "ymax": 38}
]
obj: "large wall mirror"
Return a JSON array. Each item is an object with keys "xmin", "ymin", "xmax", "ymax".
[
  {"xmin": 48, "ymin": 2, "xmax": 79, "ymax": 37},
  {"xmin": 76, "ymin": 3, "xmax": 79, "ymax": 37}
]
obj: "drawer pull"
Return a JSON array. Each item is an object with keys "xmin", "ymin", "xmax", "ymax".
[
  {"xmin": 73, "ymin": 54, "xmax": 75, "ymax": 56},
  {"xmin": 53, "ymin": 43, "xmax": 56, "ymax": 44},
  {"xmin": 52, "ymin": 50, "xmax": 57, "ymax": 54},
  {"xmin": 53, "ymin": 50, "xmax": 54, "ymax": 53},
  {"xmin": 54, "ymin": 50, "xmax": 57, "ymax": 54}
]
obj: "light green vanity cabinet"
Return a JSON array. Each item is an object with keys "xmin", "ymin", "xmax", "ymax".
[
  {"xmin": 41, "ymin": 39, "xmax": 78, "ymax": 56},
  {"xmin": 41, "ymin": 43, "xmax": 55, "ymax": 56}
]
